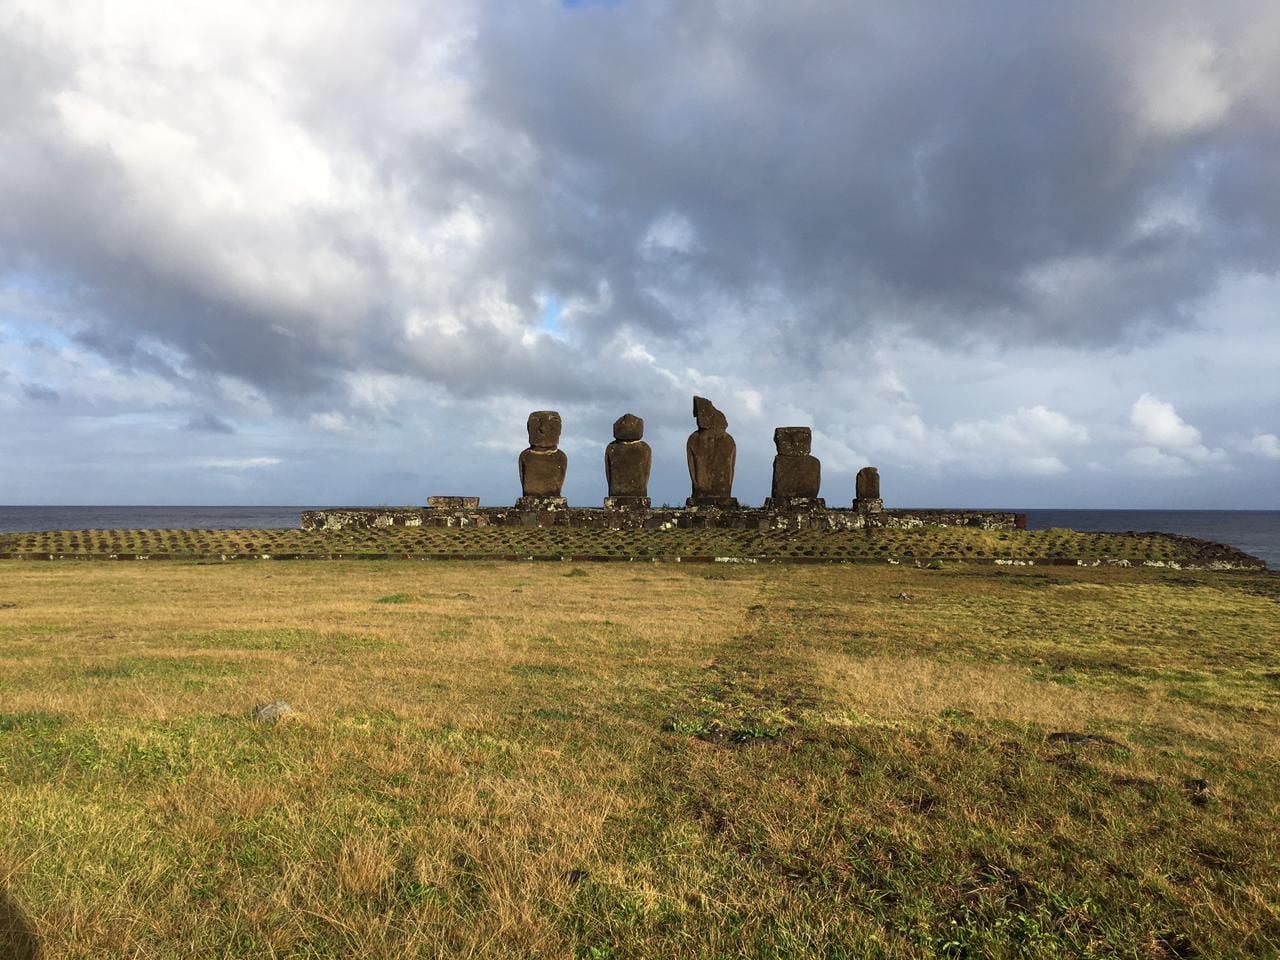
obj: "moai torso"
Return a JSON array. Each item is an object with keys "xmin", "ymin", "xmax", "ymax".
[
  {"xmin": 520, "ymin": 449, "xmax": 568, "ymax": 496},
  {"xmin": 605, "ymin": 413, "xmax": 651, "ymax": 497},
  {"xmin": 856, "ymin": 466, "xmax": 880, "ymax": 501},
  {"xmin": 519, "ymin": 410, "xmax": 568, "ymax": 497},
  {"xmin": 771, "ymin": 427, "xmax": 821, "ymax": 499},
  {"xmin": 687, "ymin": 396, "xmax": 736, "ymax": 499}
]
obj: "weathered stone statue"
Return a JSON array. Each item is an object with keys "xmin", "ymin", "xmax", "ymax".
[
  {"xmin": 856, "ymin": 466, "xmax": 880, "ymax": 501},
  {"xmin": 765, "ymin": 426, "xmax": 823, "ymax": 509},
  {"xmin": 855, "ymin": 465, "xmax": 882, "ymax": 514},
  {"xmin": 518, "ymin": 410, "xmax": 568, "ymax": 508},
  {"xmin": 686, "ymin": 395, "xmax": 738, "ymax": 508},
  {"xmin": 604, "ymin": 413, "xmax": 651, "ymax": 508}
]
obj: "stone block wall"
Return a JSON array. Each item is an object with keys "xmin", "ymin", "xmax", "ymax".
[{"xmin": 300, "ymin": 505, "xmax": 1026, "ymax": 532}]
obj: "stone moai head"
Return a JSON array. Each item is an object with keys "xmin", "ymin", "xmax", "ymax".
[
  {"xmin": 774, "ymin": 426, "xmax": 812, "ymax": 456},
  {"xmin": 692, "ymin": 395, "xmax": 728, "ymax": 431},
  {"xmin": 613, "ymin": 413, "xmax": 644, "ymax": 442},
  {"xmin": 526, "ymin": 410, "xmax": 562, "ymax": 450}
]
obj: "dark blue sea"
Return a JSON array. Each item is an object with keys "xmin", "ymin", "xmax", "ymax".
[
  {"xmin": 0, "ymin": 506, "xmax": 307, "ymax": 534},
  {"xmin": 0, "ymin": 506, "xmax": 1276, "ymax": 569}
]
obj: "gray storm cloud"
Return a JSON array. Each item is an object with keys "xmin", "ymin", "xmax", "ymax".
[{"xmin": 0, "ymin": 1, "xmax": 1277, "ymax": 507}]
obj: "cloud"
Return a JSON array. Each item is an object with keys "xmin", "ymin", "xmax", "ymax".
[
  {"xmin": 1127, "ymin": 394, "xmax": 1228, "ymax": 469},
  {"xmin": 1131, "ymin": 393, "xmax": 1203, "ymax": 449},
  {"xmin": 1130, "ymin": 27, "xmax": 1232, "ymax": 137},
  {"xmin": 191, "ymin": 457, "xmax": 282, "ymax": 470},
  {"xmin": 2, "ymin": 0, "xmax": 1279, "ymax": 419},
  {"xmin": 1247, "ymin": 432, "xmax": 1280, "ymax": 460},
  {"xmin": 21, "ymin": 382, "xmax": 59, "ymax": 403},
  {"xmin": 184, "ymin": 411, "xmax": 235, "ymax": 434},
  {"xmin": 865, "ymin": 404, "xmax": 1088, "ymax": 479},
  {"xmin": 1124, "ymin": 445, "xmax": 1195, "ymax": 477},
  {"xmin": 309, "ymin": 411, "xmax": 350, "ymax": 433}
]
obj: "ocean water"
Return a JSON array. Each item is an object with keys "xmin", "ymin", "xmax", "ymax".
[
  {"xmin": 0, "ymin": 506, "xmax": 308, "ymax": 533},
  {"xmin": 0, "ymin": 506, "xmax": 1276, "ymax": 568}
]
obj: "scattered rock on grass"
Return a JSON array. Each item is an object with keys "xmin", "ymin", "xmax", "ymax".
[
  {"xmin": 252, "ymin": 700, "xmax": 294, "ymax": 724},
  {"xmin": 1183, "ymin": 778, "xmax": 1214, "ymax": 805}
]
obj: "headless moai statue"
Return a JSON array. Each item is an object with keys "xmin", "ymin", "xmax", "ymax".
[
  {"xmin": 855, "ymin": 465, "xmax": 882, "ymax": 513},
  {"xmin": 518, "ymin": 410, "xmax": 568, "ymax": 503},
  {"xmin": 604, "ymin": 413, "xmax": 652, "ymax": 507},
  {"xmin": 686, "ymin": 396, "xmax": 738, "ymax": 508},
  {"xmin": 766, "ymin": 426, "xmax": 823, "ymax": 508}
]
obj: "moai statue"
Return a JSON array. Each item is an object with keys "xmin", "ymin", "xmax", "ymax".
[
  {"xmin": 686, "ymin": 395, "xmax": 738, "ymax": 508},
  {"xmin": 517, "ymin": 410, "xmax": 568, "ymax": 508},
  {"xmin": 604, "ymin": 413, "xmax": 652, "ymax": 509},
  {"xmin": 854, "ymin": 465, "xmax": 883, "ymax": 514},
  {"xmin": 765, "ymin": 426, "xmax": 824, "ymax": 509}
]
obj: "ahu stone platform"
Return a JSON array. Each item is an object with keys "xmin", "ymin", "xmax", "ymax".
[{"xmin": 300, "ymin": 504, "xmax": 1027, "ymax": 532}]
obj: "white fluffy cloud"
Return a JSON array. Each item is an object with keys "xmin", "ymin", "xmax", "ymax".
[
  {"xmin": 865, "ymin": 405, "xmax": 1088, "ymax": 479},
  {"xmin": 1131, "ymin": 393, "xmax": 1204, "ymax": 450},
  {"xmin": 1128, "ymin": 394, "xmax": 1228, "ymax": 471},
  {"xmin": 1248, "ymin": 433, "xmax": 1280, "ymax": 460}
]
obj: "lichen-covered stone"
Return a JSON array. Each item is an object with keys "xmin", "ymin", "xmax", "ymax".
[
  {"xmin": 605, "ymin": 413, "xmax": 652, "ymax": 498},
  {"xmin": 773, "ymin": 426, "xmax": 811, "ymax": 457},
  {"xmin": 604, "ymin": 496, "xmax": 651, "ymax": 510},
  {"xmin": 612, "ymin": 413, "xmax": 644, "ymax": 443},
  {"xmin": 519, "ymin": 411, "xmax": 568, "ymax": 498},
  {"xmin": 856, "ymin": 466, "xmax": 880, "ymax": 502},
  {"xmin": 764, "ymin": 495, "xmax": 827, "ymax": 511},
  {"xmin": 301, "ymin": 506, "xmax": 1027, "ymax": 533},
  {"xmin": 252, "ymin": 700, "xmax": 293, "ymax": 724},
  {"xmin": 515, "ymin": 496, "xmax": 569, "ymax": 512},
  {"xmin": 686, "ymin": 396, "xmax": 736, "ymax": 505},
  {"xmin": 771, "ymin": 426, "xmax": 821, "ymax": 500},
  {"xmin": 428, "ymin": 496, "xmax": 480, "ymax": 510}
]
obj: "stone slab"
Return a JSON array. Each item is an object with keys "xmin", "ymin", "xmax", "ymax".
[
  {"xmin": 685, "ymin": 496, "xmax": 741, "ymax": 509},
  {"xmin": 428, "ymin": 496, "xmax": 480, "ymax": 510},
  {"xmin": 603, "ymin": 496, "xmax": 652, "ymax": 510},
  {"xmin": 515, "ymin": 496, "xmax": 569, "ymax": 511},
  {"xmin": 763, "ymin": 497, "xmax": 827, "ymax": 511}
]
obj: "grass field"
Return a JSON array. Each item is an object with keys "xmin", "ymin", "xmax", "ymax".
[{"xmin": 1, "ymin": 559, "xmax": 1278, "ymax": 958}]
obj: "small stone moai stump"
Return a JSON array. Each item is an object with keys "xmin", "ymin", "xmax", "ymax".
[
  {"xmin": 854, "ymin": 466, "xmax": 883, "ymax": 513},
  {"xmin": 686, "ymin": 395, "xmax": 739, "ymax": 508},
  {"xmin": 604, "ymin": 413, "xmax": 652, "ymax": 509},
  {"xmin": 517, "ymin": 410, "xmax": 568, "ymax": 509},
  {"xmin": 765, "ymin": 426, "xmax": 824, "ymax": 510}
]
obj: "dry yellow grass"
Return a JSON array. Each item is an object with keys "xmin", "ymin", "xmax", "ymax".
[{"xmin": 1, "ymin": 560, "xmax": 1277, "ymax": 958}]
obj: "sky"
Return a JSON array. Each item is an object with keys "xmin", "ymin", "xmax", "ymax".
[{"xmin": 1, "ymin": 1, "xmax": 1277, "ymax": 509}]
